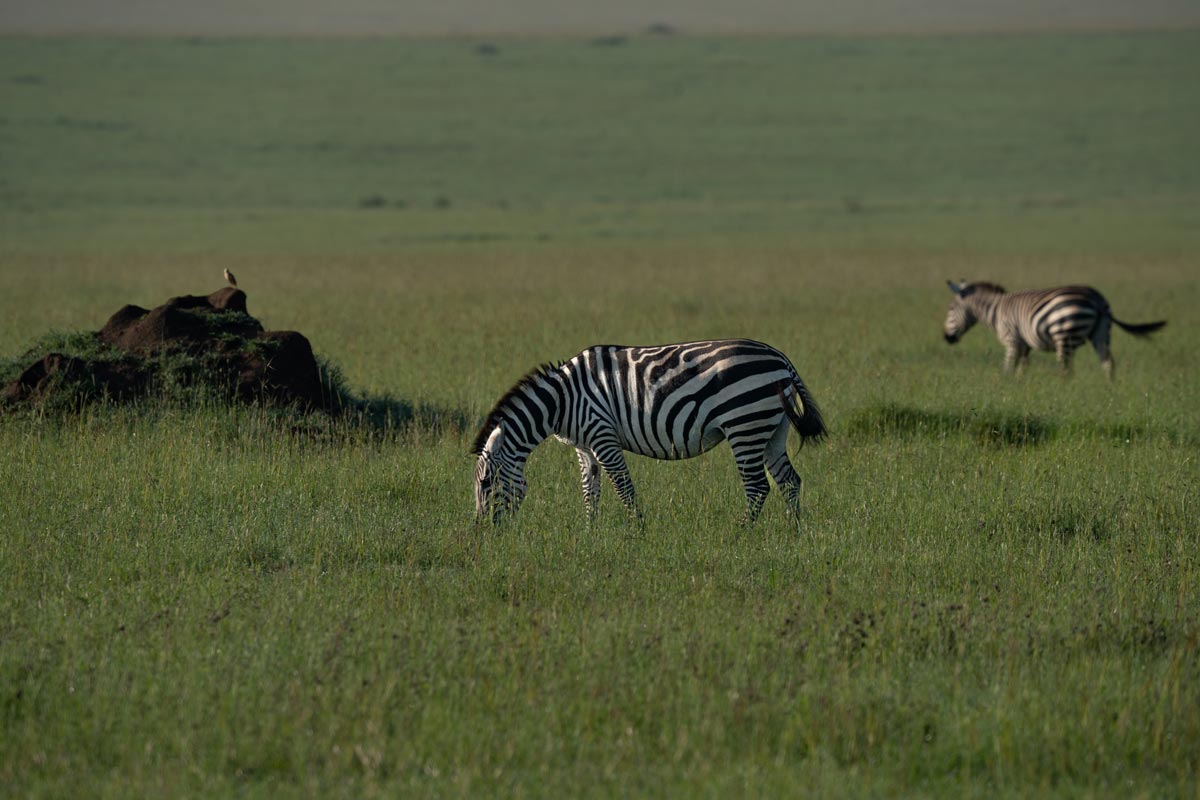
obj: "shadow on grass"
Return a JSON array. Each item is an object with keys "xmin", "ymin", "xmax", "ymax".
[
  {"xmin": 1028, "ymin": 501, "xmax": 1113, "ymax": 543},
  {"xmin": 845, "ymin": 402, "xmax": 1054, "ymax": 447},
  {"xmin": 315, "ymin": 358, "xmax": 473, "ymax": 436},
  {"xmin": 845, "ymin": 402, "xmax": 1196, "ymax": 447}
]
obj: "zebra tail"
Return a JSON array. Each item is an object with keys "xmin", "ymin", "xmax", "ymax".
[
  {"xmin": 1112, "ymin": 317, "xmax": 1167, "ymax": 337},
  {"xmin": 777, "ymin": 379, "xmax": 827, "ymax": 446}
]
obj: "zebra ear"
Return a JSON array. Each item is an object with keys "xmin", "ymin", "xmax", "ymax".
[{"xmin": 947, "ymin": 280, "xmax": 966, "ymax": 296}]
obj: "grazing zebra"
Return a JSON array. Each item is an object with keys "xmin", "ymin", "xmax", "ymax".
[
  {"xmin": 943, "ymin": 281, "xmax": 1166, "ymax": 379},
  {"xmin": 472, "ymin": 339, "xmax": 826, "ymax": 524}
]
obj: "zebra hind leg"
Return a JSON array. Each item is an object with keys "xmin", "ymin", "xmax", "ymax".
[
  {"xmin": 1095, "ymin": 340, "xmax": 1114, "ymax": 381},
  {"xmin": 730, "ymin": 442, "xmax": 771, "ymax": 525},
  {"xmin": 764, "ymin": 420, "xmax": 803, "ymax": 521},
  {"xmin": 1091, "ymin": 319, "xmax": 1114, "ymax": 381}
]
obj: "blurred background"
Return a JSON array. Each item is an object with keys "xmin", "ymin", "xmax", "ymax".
[{"xmin": 4, "ymin": 0, "xmax": 1200, "ymax": 35}]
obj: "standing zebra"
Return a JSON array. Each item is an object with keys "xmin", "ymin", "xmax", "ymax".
[
  {"xmin": 943, "ymin": 281, "xmax": 1166, "ymax": 379},
  {"xmin": 473, "ymin": 339, "xmax": 826, "ymax": 524}
]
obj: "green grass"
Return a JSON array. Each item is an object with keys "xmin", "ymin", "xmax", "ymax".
[{"xmin": 2, "ymin": 31, "xmax": 1199, "ymax": 797}]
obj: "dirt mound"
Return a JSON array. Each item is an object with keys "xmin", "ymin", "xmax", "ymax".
[
  {"xmin": 3, "ymin": 287, "xmax": 333, "ymax": 411},
  {"xmin": 98, "ymin": 287, "xmax": 258, "ymax": 354}
]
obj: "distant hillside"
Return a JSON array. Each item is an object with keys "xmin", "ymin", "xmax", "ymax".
[{"xmin": 3, "ymin": 0, "xmax": 1200, "ymax": 36}]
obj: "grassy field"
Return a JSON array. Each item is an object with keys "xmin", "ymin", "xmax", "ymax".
[
  {"xmin": 1, "ymin": 32, "xmax": 1198, "ymax": 797},
  {"xmin": 5, "ymin": 0, "xmax": 1200, "ymax": 37}
]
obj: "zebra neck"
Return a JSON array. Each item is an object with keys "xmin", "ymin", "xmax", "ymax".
[
  {"xmin": 970, "ymin": 292, "xmax": 1003, "ymax": 330},
  {"xmin": 504, "ymin": 372, "xmax": 566, "ymax": 449}
]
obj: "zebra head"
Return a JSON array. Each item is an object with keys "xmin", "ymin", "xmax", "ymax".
[
  {"xmin": 944, "ymin": 280, "xmax": 978, "ymax": 344},
  {"xmin": 474, "ymin": 423, "xmax": 527, "ymax": 523}
]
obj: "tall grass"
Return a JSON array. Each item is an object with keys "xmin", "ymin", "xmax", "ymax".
[{"xmin": 2, "ymin": 396, "xmax": 1196, "ymax": 796}]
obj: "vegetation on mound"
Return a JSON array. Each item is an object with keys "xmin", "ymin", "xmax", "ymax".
[{"xmin": 0, "ymin": 324, "xmax": 471, "ymax": 435}]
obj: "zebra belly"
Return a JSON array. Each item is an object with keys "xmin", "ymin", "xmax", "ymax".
[
  {"xmin": 620, "ymin": 398, "xmax": 782, "ymax": 461},
  {"xmin": 618, "ymin": 424, "xmax": 722, "ymax": 461},
  {"xmin": 1026, "ymin": 329, "xmax": 1056, "ymax": 351},
  {"xmin": 699, "ymin": 426, "xmax": 727, "ymax": 453}
]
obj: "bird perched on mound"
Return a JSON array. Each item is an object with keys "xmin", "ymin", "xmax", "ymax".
[{"xmin": 223, "ymin": 269, "xmax": 238, "ymax": 288}]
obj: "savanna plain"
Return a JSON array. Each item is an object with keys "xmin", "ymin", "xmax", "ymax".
[{"xmin": 1, "ymin": 31, "xmax": 1198, "ymax": 797}]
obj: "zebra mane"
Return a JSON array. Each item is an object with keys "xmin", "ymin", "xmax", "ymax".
[
  {"xmin": 470, "ymin": 362, "xmax": 563, "ymax": 454},
  {"xmin": 964, "ymin": 281, "xmax": 1006, "ymax": 296}
]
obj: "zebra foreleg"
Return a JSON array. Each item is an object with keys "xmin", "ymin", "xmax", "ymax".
[
  {"xmin": 1003, "ymin": 341, "xmax": 1030, "ymax": 375},
  {"xmin": 1014, "ymin": 343, "xmax": 1031, "ymax": 375},
  {"xmin": 590, "ymin": 440, "xmax": 642, "ymax": 522},
  {"xmin": 575, "ymin": 448, "xmax": 602, "ymax": 519}
]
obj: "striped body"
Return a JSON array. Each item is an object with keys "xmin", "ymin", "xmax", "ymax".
[
  {"xmin": 944, "ymin": 281, "xmax": 1166, "ymax": 378},
  {"xmin": 473, "ymin": 339, "xmax": 825, "ymax": 523}
]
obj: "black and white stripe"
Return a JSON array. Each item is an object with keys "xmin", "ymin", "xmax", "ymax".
[
  {"xmin": 944, "ymin": 281, "xmax": 1166, "ymax": 379},
  {"xmin": 472, "ymin": 339, "xmax": 825, "ymax": 524}
]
